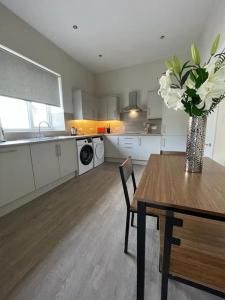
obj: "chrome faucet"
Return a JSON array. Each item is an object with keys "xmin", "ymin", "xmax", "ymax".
[{"xmin": 38, "ymin": 121, "xmax": 50, "ymax": 138}]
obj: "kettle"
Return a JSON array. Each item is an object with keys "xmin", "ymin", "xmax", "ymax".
[{"xmin": 0, "ymin": 118, "xmax": 6, "ymax": 142}]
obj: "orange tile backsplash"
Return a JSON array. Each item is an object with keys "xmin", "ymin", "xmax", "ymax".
[{"xmin": 68, "ymin": 120, "xmax": 124, "ymax": 135}]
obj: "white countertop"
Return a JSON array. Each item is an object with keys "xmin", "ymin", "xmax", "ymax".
[
  {"xmin": 0, "ymin": 134, "xmax": 100, "ymax": 148},
  {"xmin": 0, "ymin": 132, "xmax": 161, "ymax": 148}
]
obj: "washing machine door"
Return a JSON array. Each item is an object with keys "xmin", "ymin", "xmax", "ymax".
[
  {"xmin": 80, "ymin": 144, "xmax": 93, "ymax": 165},
  {"xmin": 95, "ymin": 143, "xmax": 104, "ymax": 160}
]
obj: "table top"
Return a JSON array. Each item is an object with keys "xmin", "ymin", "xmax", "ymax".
[{"xmin": 134, "ymin": 154, "xmax": 225, "ymax": 219}]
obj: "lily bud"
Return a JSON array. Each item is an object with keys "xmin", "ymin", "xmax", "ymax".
[
  {"xmin": 191, "ymin": 44, "xmax": 201, "ymax": 65},
  {"xmin": 172, "ymin": 55, "xmax": 181, "ymax": 74},
  {"xmin": 210, "ymin": 34, "xmax": 220, "ymax": 55},
  {"xmin": 165, "ymin": 60, "xmax": 173, "ymax": 71}
]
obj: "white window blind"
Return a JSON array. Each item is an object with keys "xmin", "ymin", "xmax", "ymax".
[{"xmin": 0, "ymin": 47, "xmax": 61, "ymax": 107}]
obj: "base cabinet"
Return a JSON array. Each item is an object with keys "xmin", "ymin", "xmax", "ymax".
[
  {"xmin": 31, "ymin": 142, "xmax": 60, "ymax": 189},
  {"xmin": 104, "ymin": 136, "xmax": 121, "ymax": 158},
  {"xmin": 31, "ymin": 139, "xmax": 77, "ymax": 190},
  {"xmin": 0, "ymin": 145, "xmax": 35, "ymax": 207},
  {"xmin": 161, "ymin": 135, "xmax": 187, "ymax": 152},
  {"xmin": 105, "ymin": 135, "xmax": 161, "ymax": 161},
  {"xmin": 136, "ymin": 136, "xmax": 161, "ymax": 160}
]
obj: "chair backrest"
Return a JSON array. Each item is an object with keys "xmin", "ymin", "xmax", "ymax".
[{"xmin": 119, "ymin": 157, "xmax": 137, "ymax": 209}]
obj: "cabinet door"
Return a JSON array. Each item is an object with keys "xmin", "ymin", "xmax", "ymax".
[
  {"xmin": 58, "ymin": 140, "xmax": 77, "ymax": 178},
  {"xmin": 137, "ymin": 136, "xmax": 161, "ymax": 160},
  {"xmin": 161, "ymin": 135, "xmax": 187, "ymax": 152},
  {"xmin": 31, "ymin": 142, "xmax": 60, "ymax": 189},
  {"xmin": 162, "ymin": 104, "xmax": 188, "ymax": 135},
  {"xmin": 147, "ymin": 91, "xmax": 163, "ymax": 119},
  {"xmin": 119, "ymin": 136, "xmax": 139, "ymax": 159},
  {"xmin": 107, "ymin": 96, "xmax": 119, "ymax": 120},
  {"xmin": 81, "ymin": 91, "xmax": 93, "ymax": 120},
  {"xmin": 0, "ymin": 145, "xmax": 35, "ymax": 207},
  {"xmin": 104, "ymin": 136, "xmax": 121, "ymax": 158},
  {"xmin": 98, "ymin": 99, "xmax": 108, "ymax": 120}
]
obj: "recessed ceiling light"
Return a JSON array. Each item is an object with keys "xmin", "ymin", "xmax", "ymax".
[
  {"xmin": 160, "ymin": 35, "xmax": 166, "ymax": 40},
  {"xmin": 98, "ymin": 54, "xmax": 103, "ymax": 58},
  {"xmin": 73, "ymin": 25, "xmax": 78, "ymax": 30}
]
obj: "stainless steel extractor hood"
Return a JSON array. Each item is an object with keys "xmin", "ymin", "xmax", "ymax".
[{"xmin": 122, "ymin": 91, "xmax": 142, "ymax": 112}]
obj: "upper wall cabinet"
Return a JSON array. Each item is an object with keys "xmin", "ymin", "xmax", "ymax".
[
  {"xmin": 73, "ymin": 89, "xmax": 98, "ymax": 120},
  {"xmin": 147, "ymin": 90, "xmax": 163, "ymax": 119},
  {"xmin": 98, "ymin": 96, "xmax": 120, "ymax": 120}
]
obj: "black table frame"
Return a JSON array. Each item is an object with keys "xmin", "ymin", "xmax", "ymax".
[{"xmin": 137, "ymin": 200, "xmax": 225, "ymax": 300}]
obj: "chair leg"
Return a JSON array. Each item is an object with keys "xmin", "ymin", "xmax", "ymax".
[
  {"xmin": 157, "ymin": 216, "xmax": 159, "ymax": 230},
  {"xmin": 131, "ymin": 212, "xmax": 135, "ymax": 227},
  {"xmin": 124, "ymin": 210, "xmax": 130, "ymax": 253}
]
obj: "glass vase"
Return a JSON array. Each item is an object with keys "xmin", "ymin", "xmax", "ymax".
[{"xmin": 185, "ymin": 116, "xmax": 207, "ymax": 173}]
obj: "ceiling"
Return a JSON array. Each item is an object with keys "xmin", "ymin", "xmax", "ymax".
[{"xmin": 0, "ymin": 0, "xmax": 215, "ymax": 73}]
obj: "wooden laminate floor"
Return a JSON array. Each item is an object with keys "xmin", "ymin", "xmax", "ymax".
[{"xmin": 0, "ymin": 163, "xmax": 221, "ymax": 300}]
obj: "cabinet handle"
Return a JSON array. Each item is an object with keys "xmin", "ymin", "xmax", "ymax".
[
  {"xmin": 0, "ymin": 148, "xmax": 17, "ymax": 153},
  {"xmin": 162, "ymin": 124, "xmax": 166, "ymax": 134},
  {"xmin": 55, "ymin": 144, "xmax": 61, "ymax": 157},
  {"xmin": 58, "ymin": 144, "xmax": 61, "ymax": 156},
  {"xmin": 138, "ymin": 137, "xmax": 141, "ymax": 146},
  {"xmin": 117, "ymin": 137, "xmax": 119, "ymax": 145}
]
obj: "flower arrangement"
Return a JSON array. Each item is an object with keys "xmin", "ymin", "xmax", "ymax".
[{"xmin": 158, "ymin": 34, "xmax": 225, "ymax": 117}]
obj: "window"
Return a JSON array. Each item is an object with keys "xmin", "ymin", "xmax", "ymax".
[{"xmin": 0, "ymin": 95, "xmax": 64, "ymax": 131}]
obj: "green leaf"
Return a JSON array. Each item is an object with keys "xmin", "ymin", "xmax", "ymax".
[
  {"xmin": 210, "ymin": 34, "xmax": 220, "ymax": 55},
  {"xmin": 191, "ymin": 43, "xmax": 201, "ymax": 65},
  {"xmin": 181, "ymin": 70, "xmax": 191, "ymax": 86},
  {"xmin": 172, "ymin": 55, "xmax": 181, "ymax": 74},
  {"xmin": 165, "ymin": 60, "xmax": 173, "ymax": 70}
]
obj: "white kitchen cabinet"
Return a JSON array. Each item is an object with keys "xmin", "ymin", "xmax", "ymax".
[
  {"xmin": 107, "ymin": 96, "xmax": 119, "ymax": 120},
  {"xmin": 31, "ymin": 142, "xmax": 60, "ymax": 189},
  {"xmin": 162, "ymin": 104, "xmax": 188, "ymax": 135},
  {"xmin": 105, "ymin": 135, "xmax": 161, "ymax": 161},
  {"xmin": 31, "ymin": 139, "xmax": 77, "ymax": 189},
  {"xmin": 0, "ymin": 145, "xmax": 35, "ymax": 207},
  {"xmin": 98, "ymin": 96, "xmax": 119, "ymax": 120},
  {"xmin": 104, "ymin": 136, "xmax": 121, "ymax": 158},
  {"xmin": 137, "ymin": 136, "xmax": 161, "ymax": 160},
  {"xmin": 147, "ymin": 90, "xmax": 163, "ymax": 119},
  {"xmin": 118, "ymin": 136, "xmax": 139, "ymax": 159},
  {"xmin": 161, "ymin": 135, "xmax": 187, "ymax": 152},
  {"xmin": 73, "ymin": 89, "xmax": 97, "ymax": 120},
  {"xmin": 58, "ymin": 139, "xmax": 77, "ymax": 178},
  {"xmin": 98, "ymin": 99, "xmax": 108, "ymax": 120}
]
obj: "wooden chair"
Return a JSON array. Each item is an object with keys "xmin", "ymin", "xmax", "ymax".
[
  {"xmin": 119, "ymin": 157, "xmax": 160, "ymax": 253},
  {"xmin": 159, "ymin": 213, "xmax": 225, "ymax": 293}
]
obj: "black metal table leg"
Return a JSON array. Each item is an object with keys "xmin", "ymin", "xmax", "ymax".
[
  {"xmin": 137, "ymin": 201, "xmax": 146, "ymax": 300},
  {"xmin": 161, "ymin": 211, "xmax": 174, "ymax": 300}
]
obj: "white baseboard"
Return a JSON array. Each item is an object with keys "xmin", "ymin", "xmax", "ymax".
[
  {"xmin": 0, "ymin": 172, "xmax": 76, "ymax": 218},
  {"xmin": 105, "ymin": 157, "xmax": 147, "ymax": 166}
]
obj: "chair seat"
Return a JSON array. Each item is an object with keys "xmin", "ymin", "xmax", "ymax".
[{"xmin": 131, "ymin": 197, "xmax": 163, "ymax": 216}]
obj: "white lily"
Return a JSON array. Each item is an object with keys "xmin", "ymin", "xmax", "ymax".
[
  {"xmin": 197, "ymin": 66, "xmax": 225, "ymax": 110},
  {"xmin": 158, "ymin": 70, "xmax": 172, "ymax": 98},
  {"xmin": 164, "ymin": 88, "xmax": 185, "ymax": 110},
  {"xmin": 205, "ymin": 56, "xmax": 218, "ymax": 75}
]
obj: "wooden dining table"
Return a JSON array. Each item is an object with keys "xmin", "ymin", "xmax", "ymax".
[{"xmin": 134, "ymin": 154, "xmax": 225, "ymax": 300}]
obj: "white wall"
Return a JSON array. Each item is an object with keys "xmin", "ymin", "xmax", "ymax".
[
  {"xmin": 198, "ymin": 0, "xmax": 225, "ymax": 165},
  {"xmin": 95, "ymin": 59, "xmax": 165, "ymax": 110},
  {"xmin": 0, "ymin": 3, "xmax": 95, "ymax": 113}
]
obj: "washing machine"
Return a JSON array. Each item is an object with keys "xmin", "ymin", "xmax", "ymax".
[
  {"xmin": 92, "ymin": 136, "xmax": 104, "ymax": 167},
  {"xmin": 77, "ymin": 138, "xmax": 94, "ymax": 175}
]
